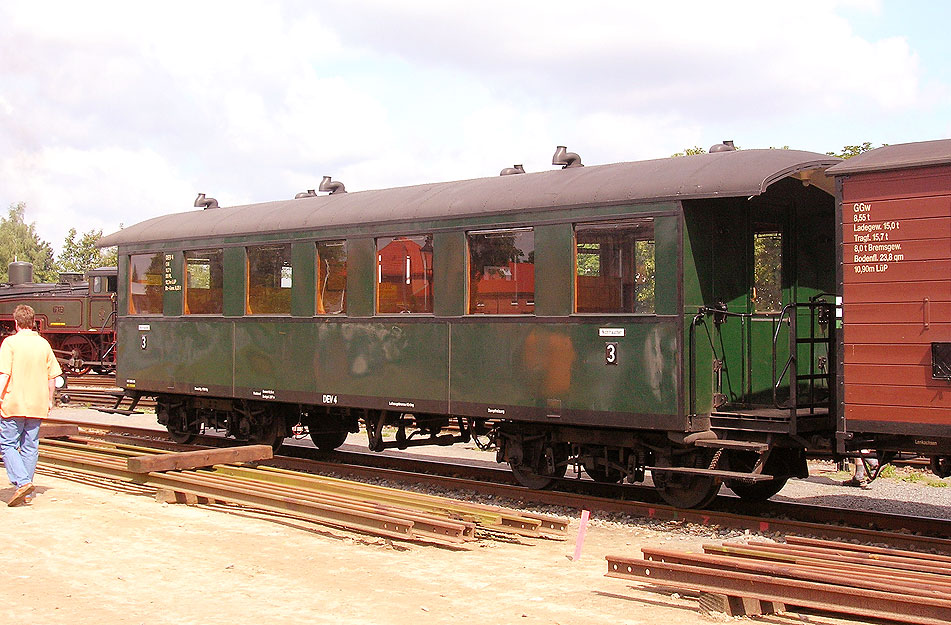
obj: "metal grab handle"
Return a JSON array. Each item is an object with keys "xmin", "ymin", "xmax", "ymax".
[{"xmin": 771, "ymin": 303, "xmax": 797, "ymax": 409}]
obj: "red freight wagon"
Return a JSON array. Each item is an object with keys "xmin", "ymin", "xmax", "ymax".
[{"xmin": 828, "ymin": 139, "xmax": 951, "ymax": 474}]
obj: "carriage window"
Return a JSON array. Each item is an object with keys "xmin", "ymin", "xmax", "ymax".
[
  {"xmin": 247, "ymin": 244, "xmax": 292, "ymax": 314},
  {"xmin": 467, "ymin": 228, "xmax": 534, "ymax": 314},
  {"xmin": 317, "ymin": 240, "xmax": 347, "ymax": 314},
  {"xmin": 575, "ymin": 219, "xmax": 655, "ymax": 314},
  {"xmin": 377, "ymin": 235, "xmax": 433, "ymax": 314},
  {"xmin": 753, "ymin": 229, "xmax": 782, "ymax": 313},
  {"xmin": 184, "ymin": 249, "xmax": 223, "ymax": 315},
  {"xmin": 128, "ymin": 253, "xmax": 165, "ymax": 315}
]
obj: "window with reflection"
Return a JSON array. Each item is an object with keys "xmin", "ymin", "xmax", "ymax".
[
  {"xmin": 753, "ymin": 229, "xmax": 783, "ymax": 313},
  {"xmin": 467, "ymin": 228, "xmax": 534, "ymax": 314},
  {"xmin": 377, "ymin": 235, "xmax": 433, "ymax": 314},
  {"xmin": 247, "ymin": 244, "xmax": 292, "ymax": 314},
  {"xmin": 317, "ymin": 240, "xmax": 347, "ymax": 314},
  {"xmin": 575, "ymin": 219, "xmax": 655, "ymax": 314},
  {"xmin": 184, "ymin": 249, "xmax": 223, "ymax": 314},
  {"xmin": 128, "ymin": 253, "xmax": 165, "ymax": 315}
]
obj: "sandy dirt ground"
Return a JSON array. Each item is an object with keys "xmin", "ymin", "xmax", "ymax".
[{"xmin": 0, "ymin": 409, "xmax": 873, "ymax": 624}]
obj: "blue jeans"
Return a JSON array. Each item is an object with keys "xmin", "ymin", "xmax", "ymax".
[{"xmin": 0, "ymin": 417, "xmax": 41, "ymax": 488}]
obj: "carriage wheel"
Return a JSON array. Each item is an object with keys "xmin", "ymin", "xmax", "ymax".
[
  {"xmin": 726, "ymin": 450, "xmax": 789, "ymax": 502},
  {"xmin": 508, "ymin": 441, "xmax": 569, "ymax": 490},
  {"xmin": 652, "ymin": 449, "xmax": 722, "ymax": 509},
  {"xmin": 161, "ymin": 402, "xmax": 198, "ymax": 444}
]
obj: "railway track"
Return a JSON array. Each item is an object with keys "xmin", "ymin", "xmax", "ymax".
[{"xmin": 46, "ymin": 417, "xmax": 951, "ymax": 554}]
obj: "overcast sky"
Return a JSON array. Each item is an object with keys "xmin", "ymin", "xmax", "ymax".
[{"xmin": 1, "ymin": 0, "xmax": 949, "ymax": 253}]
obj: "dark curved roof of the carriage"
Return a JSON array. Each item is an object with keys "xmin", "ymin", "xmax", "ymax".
[
  {"xmin": 98, "ymin": 149, "xmax": 840, "ymax": 247},
  {"xmin": 826, "ymin": 138, "xmax": 951, "ymax": 175}
]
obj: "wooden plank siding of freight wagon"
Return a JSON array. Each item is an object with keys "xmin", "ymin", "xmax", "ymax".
[{"xmin": 841, "ymin": 167, "xmax": 951, "ymax": 428}]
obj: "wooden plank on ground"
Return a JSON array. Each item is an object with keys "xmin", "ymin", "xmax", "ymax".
[
  {"xmin": 127, "ymin": 445, "xmax": 273, "ymax": 473},
  {"xmin": 39, "ymin": 424, "xmax": 80, "ymax": 438}
]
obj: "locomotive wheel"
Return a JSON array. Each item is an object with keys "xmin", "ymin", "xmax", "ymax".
[
  {"xmin": 726, "ymin": 451, "xmax": 789, "ymax": 502},
  {"xmin": 652, "ymin": 449, "xmax": 721, "ymax": 509},
  {"xmin": 509, "ymin": 443, "xmax": 568, "ymax": 490},
  {"xmin": 61, "ymin": 335, "xmax": 96, "ymax": 376}
]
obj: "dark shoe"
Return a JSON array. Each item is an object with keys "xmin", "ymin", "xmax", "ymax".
[
  {"xmin": 8, "ymin": 483, "xmax": 34, "ymax": 507},
  {"xmin": 843, "ymin": 477, "xmax": 863, "ymax": 487}
]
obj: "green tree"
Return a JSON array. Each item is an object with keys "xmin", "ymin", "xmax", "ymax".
[
  {"xmin": 827, "ymin": 142, "xmax": 884, "ymax": 159},
  {"xmin": 670, "ymin": 146, "xmax": 707, "ymax": 157},
  {"xmin": 0, "ymin": 202, "xmax": 57, "ymax": 283},
  {"xmin": 59, "ymin": 227, "xmax": 116, "ymax": 272}
]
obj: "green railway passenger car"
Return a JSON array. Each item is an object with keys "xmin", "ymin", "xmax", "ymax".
[{"xmin": 99, "ymin": 144, "xmax": 842, "ymax": 507}]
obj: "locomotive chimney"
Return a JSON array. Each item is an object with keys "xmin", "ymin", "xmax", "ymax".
[
  {"xmin": 499, "ymin": 164, "xmax": 526, "ymax": 176},
  {"xmin": 295, "ymin": 189, "xmax": 318, "ymax": 199},
  {"xmin": 8, "ymin": 261, "xmax": 33, "ymax": 285},
  {"xmin": 319, "ymin": 176, "xmax": 347, "ymax": 195},
  {"xmin": 552, "ymin": 146, "xmax": 583, "ymax": 168},
  {"xmin": 194, "ymin": 193, "xmax": 219, "ymax": 209}
]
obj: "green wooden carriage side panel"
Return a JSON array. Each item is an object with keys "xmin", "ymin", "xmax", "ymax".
[
  {"xmin": 449, "ymin": 321, "xmax": 679, "ymax": 417},
  {"xmin": 654, "ymin": 215, "xmax": 680, "ymax": 317},
  {"xmin": 534, "ymin": 224, "xmax": 573, "ymax": 317},
  {"xmin": 234, "ymin": 321, "xmax": 315, "ymax": 395},
  {"xmin": 117, "ymin": 319, "xmax": 234, "ymax": 392},
  {"xmin": 291, "ymin": 241, "xmax": 316, "ymax": 317},
  {"xmin": 117, "ymin": 253, "xmax": 129, "ymax": 316},
  {"xmin": 223, "ymin": 247, "xmax": 246, "ymax": 317},
  {"xmin": 163, "ymin": 251, "xmax": 184, "ymax": 317},
  {"xmin": 682, "ymin": 208, "xmax": 714, "ymax": 415},
  {"xmin": 313, "ymin": 322, "xmax": 449, "ymax": 403},
  {"xmin": 347, "ymin": 238, "xmax": 375, "ymax": 318},
  {"xmin": 434, "ymin": 232, "xmax": 465, "ymax": 317}
]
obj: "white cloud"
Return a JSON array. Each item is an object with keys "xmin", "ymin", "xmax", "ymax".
[
  {"xmin": 0, "ymin": 0, "xmax": 945, "ymax": 255},
  {"xmin": 0, "ymin": 147, "xmax": 194, "ymax": 251}
]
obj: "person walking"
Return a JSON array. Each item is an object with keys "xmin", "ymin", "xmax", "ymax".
[{"xmin": 0, "ymin": 305, "xmax": 62, "ymax": 506}]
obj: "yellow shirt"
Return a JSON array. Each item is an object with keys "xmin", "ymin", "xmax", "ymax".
[{"xmin": 0, "ymin": 329, "xmax": 63, "ymax": 418}]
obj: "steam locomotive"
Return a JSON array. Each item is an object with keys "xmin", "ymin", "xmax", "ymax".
[{"xmin": 0, "ymin": 261, "xmax": 118, "ymax": 374}]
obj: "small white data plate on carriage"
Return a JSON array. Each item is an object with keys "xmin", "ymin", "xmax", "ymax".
[
  {"xmin": 138, "ymin": 324, "xmax": 151, "ymax": 331},
  {"xmin": 599, "ymin": 328, "xmax": 625, "ymax": 337}
]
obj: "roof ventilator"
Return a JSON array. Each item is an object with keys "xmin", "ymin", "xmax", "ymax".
[
  {"xmin": 319, "ymin": 176, "xmax": 347, "ymax": 195},
  {"xmin": 194, "ymin": 193, "xmax": 219, "ymax": 209},
  {"xmin": 499, "ymin": 164, "xmax": 526, "ymax": 176},
  {"xmin": 552, "ymin": 145, "xmax": 583, "ymax": 168},
  {"xmin": 295, "ymin": 189, "xmax": 317, "ymax": 199},
  {"xmin": 709, "ymin": 140, "xmax": 736, "ymax": 153}
]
